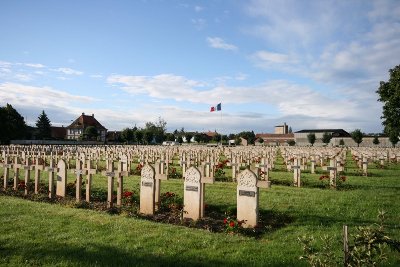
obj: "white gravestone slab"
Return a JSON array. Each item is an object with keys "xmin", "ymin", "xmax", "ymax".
[{"xmin": 140, "ymin": 164, "xmax": 156, "ymax": 215}]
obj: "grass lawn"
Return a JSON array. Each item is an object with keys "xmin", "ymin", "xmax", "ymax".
[{"xmin": 0, "ymin": 151, "xmax": 399, "ymax": 266}]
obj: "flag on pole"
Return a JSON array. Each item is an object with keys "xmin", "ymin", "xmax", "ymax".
[{"xmin": 210, "ymin": 103, "xmax": 222, "ymax": 112}]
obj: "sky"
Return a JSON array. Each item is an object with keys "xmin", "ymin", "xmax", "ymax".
[{"xmin": 0, "ymin": 0, "xmax": 399, "ymax": 134}]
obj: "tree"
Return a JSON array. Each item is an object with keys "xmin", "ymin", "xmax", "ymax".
[
  {"xmin": 287, "ymin": 140, "xmax": 296, "ymax": 146},
  {"xmin": 35, "ymin": 110, "xmax": 51, "ymax": 140},
  {"xmin": 135, "ymin": 130, "xmax": 144, "ymax": 144},
  {"xmin": 221, "ymin": 135, "xmax": 228, "ymax": 144},
  {"xmin": 121, "ymin": 128, "xmax": 134, "ymax": 143},
  {"xmin": 212, "ymin": 133, "xmax": 221, "ymax": 143},
  {"xmin": 84, "ymin": 126, "xmax": 98, "ymax": 141},
  {"xmin": 143, "ymin": 130, "xmax": 153, "ymax": 144},
  {"xmin": 321, "ymin": 132, "xmax": 332, "ymax": 146},
  {"xmin": 165, "ymin": 133, "xmax": 175, "ymax": 142},
  {"xmin": 288, "ymin": 126, "xmax": 293, "ymax": 133},
  {"xmin": 177, "ymin": 136, "xmax": 183, "ymax": 144},
  {"xmin": 307, "ymin": 133, "xmax": 316, "ymax": 146},
  {"xmin": 257, "ymin": 137, "xmax": 264, "ymax": 144},
  {"xmin": 389, "ymin": 132, "xmax": 399, "ymax": 148},
  {"xmin": 351, "ymin": 129, "xmax": 363, "ymax": 147},
  {"xmin": 185, "ymin": 133, "xmax": 193, "ymax": 143},
  {"xmin": 0, "ymin": 103, "xmax": 27, "ymax": 144},
  {"xmin": 237, "ymin": 131, "xmax": 256, "ymax": 144},
  {"xmin": 194, "ymin": 132, "xmax": 201, "ymax": 143},
  {"xmin": 373, "ymin": 136, "xmax": 380, "ymax": 146},
  {"xmin": 376, "ymin": 65, "xmax": 400, "ymax": 142}
]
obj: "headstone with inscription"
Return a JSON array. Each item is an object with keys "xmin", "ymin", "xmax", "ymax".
[{"xmin": 140, "ymin": 164, "xmax": 156, "ymax": 215}]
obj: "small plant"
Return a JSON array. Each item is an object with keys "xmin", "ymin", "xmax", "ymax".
[
  {"xmin": 168, "ymin": 167, "xmax": 182, "ymax": 179},
  {"xmin": 214, "ymin": 159, "xmax": 229, "ymax": 180},
  {"xmin": 134, "ymin": 163, "xmax": 144, "ymax": 175},
  {"xmin": 122, "ymin": 190, "xmax": 137, "ymax": 206},
  {"xmin": 298, "ymin": 210, "xmax": 400, "ymax": 267},
  {"xmin": 159, "ymin": 191, "xmax": 183, "ymax": 212},
  {"xmin": 298, "ymin": 234, "xmax": 337, "ymax": 267},
  {"xmin": 223, "ymin": 214, "xmax": 245, "ymax": 234}
]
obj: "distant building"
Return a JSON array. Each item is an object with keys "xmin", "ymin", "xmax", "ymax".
[
  {"xmin": 50, "ymin": 126, "xmax": 67, "ymax": 140},
  {"xmin": 66, "ymin": 113, "xmax": 107, "ymax": 141},
  {"xmin": 106, "ymin": 131, "xmax": 121, "ymax": 143},
  {"xmin": 256, "ymin": 133, "xmax": 295, "ymax": 146},
  {"xmin": 294, "ymin": 129, "xmax": 350, "ymax": 146},
  {"xmin": 275, "ymin": 123, "xmax": 289, "ymax": 134}
]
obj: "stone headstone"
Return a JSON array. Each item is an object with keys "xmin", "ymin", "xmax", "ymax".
[
  {"xmin": 183, "ymin": 166, "xmax": 202, "ymax": 220},
  {"xmin": 56, "ymin": 159, "xmax": 67, "ymax": 197},
  {"xmin": 140, "ymin": 164, "xmax": 156, "ymax": 215},
  {"xmin": 237, "ymin": 169, "xmax": 259, "ymax": 228}
]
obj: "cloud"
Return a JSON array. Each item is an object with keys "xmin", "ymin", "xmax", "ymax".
[
  {"xmin": 191, "ymin": 18, "xmax": 206, "ymax": 30},
  {"xmin": 194, "ymin": 5, "xmax": 203, "ymax": 12},
  {"xmin": 108, "ymin": 73, "xmax": 360, "ymax": 117},
  {"xmin": 90, "ymin": 74, "xmax": 103, "ymax": 78},
  {"xmin": 52, "ymin": 67, "xmax": 83, "ymax": 75},
  {"xmin": 207, "ymin": 37, "xmax": 238, "ymax": 51},
  {"xmin": 24, "ymin": 63, "xmax": 45, "ymax": 68},
  {"xmin": 0, "ymin": 82, "xmax": 95, "ymax": 108},
  {"xmin": 251, "ymin": 50, "xmax": 291, "ymax": 64}
]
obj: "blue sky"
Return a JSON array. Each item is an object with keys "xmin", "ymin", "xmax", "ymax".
[{"xmin": 1, "ymin": 0, "xmax": 399, "ymax": 134}]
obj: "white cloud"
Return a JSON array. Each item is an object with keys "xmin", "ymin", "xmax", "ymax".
[
  {"xmin": 24, "ymin": 63, "xmax": 45, "ymax": 68},
  {"xmin": 207, "ymin": 37, "xmax": 238, "ymax": 51},
  {"xmin": 52, "ymin": 67, "xmax": 83, "ymax": 75},
  {"xmin": 0, "ymin": 82, "xmax": 95, "ymax": 108},
  {"xmin": 90, "ymin": 74, "xmax": 103, "ymax": 78},
  {"xmin": 251, "ymin": 50, "xmax": 294, "ymax": 65},
  {"xmin": 14, "ymin": 74, "xmax": 33, "ymax": 82},
  {"xmin": 194, "ymin": 6, "xmax": 203, "ymax": 12},
  {"xmin": 191, "ymin": 18, "xmax": 206, "ymax": 30}
]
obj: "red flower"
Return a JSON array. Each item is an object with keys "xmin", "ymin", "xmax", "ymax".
[
  {"xmin": 223, "ymin": 218, "xmax": 228, "ymax": 224},
  {"xmin": 229, "ymin": 221, "xmax": 235, "ymax": 228},
  {"xmin": 123, "ymin": 191, "xmax": 133, "ymax": 198},
  {"xmin": 340, "ymin": 176, "xmax": 346, "ymax": 182}
]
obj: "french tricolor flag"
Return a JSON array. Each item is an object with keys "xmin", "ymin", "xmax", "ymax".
[{"xmin": 210, "ymin": 103, "xmax": 221, "ymax": 112}]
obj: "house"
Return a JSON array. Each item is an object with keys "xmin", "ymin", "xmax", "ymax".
[
  {"xmin": 66, "ymin": 113, "xmax": 107, "ymax": 141},
  {"xmin": 256, "ymin": 133, "xmax": 295, "ymax": 146},
  {"xmin": 294, "ymin": 129, "xmax": 350, "ymax": 146},
  {"xmin": 50, "ymin": 126, "xmax": 67, "ymax": 140}
]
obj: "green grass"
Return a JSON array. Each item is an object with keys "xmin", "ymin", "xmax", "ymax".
[{"xmin": 0, "ymin": 154, "xmax": 400, "ymax": 266}]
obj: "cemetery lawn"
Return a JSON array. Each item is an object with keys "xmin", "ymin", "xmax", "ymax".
[{"xmin": 1, "ymin": 161, "xmax": 400, "ymax": 266}]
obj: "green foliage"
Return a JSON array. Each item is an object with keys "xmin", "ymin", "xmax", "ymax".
[
  {"xmin": 134, "ymin": 130, "xmax": 144, "ymax": 144},
  {"xmin": 321, "ymin": 132, "xmax": 332, "ymax": 145},
  {"xmin": 287, "ymin": 140, "xmax": 296, "ymax": 146},
  {"xmin": 351, "ymin": 129, "xmax": 363, "ymax": 147},
  {"xmin": 159, "ymin": 191, "xmax": 183, "ymax": 212},
  {"xmin": 298, "ymin": 211, "xmax": 400, "ymax": 267},
  {"xmin": 339, "ymin": 139, "xmax": 345, "ymax": 146},
  {"xmin": 307, "ymin": 133, "xmax": 316, "ymax": 146},
  {"xmin": 236, "ymin": 131, "xmax": 256, "ymax": 144},
  {"xmin": 298, "ymin": 235, "xmax": 337, "ymax": 267},
  {"xmin": 372, "ymin": 136, "xmax": 380, "ymax": 145},
  {"xmin": 143, "ymin": 130, "xmax": 153, "ymax": 144},
  {"xmin": 84, "ymin": 126, "xmax": 98, "ymax": 140},
  {"xmin": 212, "ymin": 133, "xmax": 221, "ymax": 143},
  {"xmin": 376, "ymin": 65, "xmax": 400, "ymax": 142},
  {"xmin": 0, "ymin": 103, "xmax": 27, "ymax": 144},
  {"xmin": 177, "ymin": 135, "xmax": 183, "ymax": 144},
  {"xmin": 144, "ymin": 117, "xmax": 167, "ymax": 143},
  {"xmin": 35, "ymin": 110, "xmax": 51, "ymax": 140},
  {"xmin": 388, "ymin": 132, "xmax": 399, "ymax": 147},
  {"xmin": 185, "ymin": 132, "xmax": 193, "ymax": 143},
  {"xmin": 121, "ymin": 127, "xmax": 135, "ymax": 143}
]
